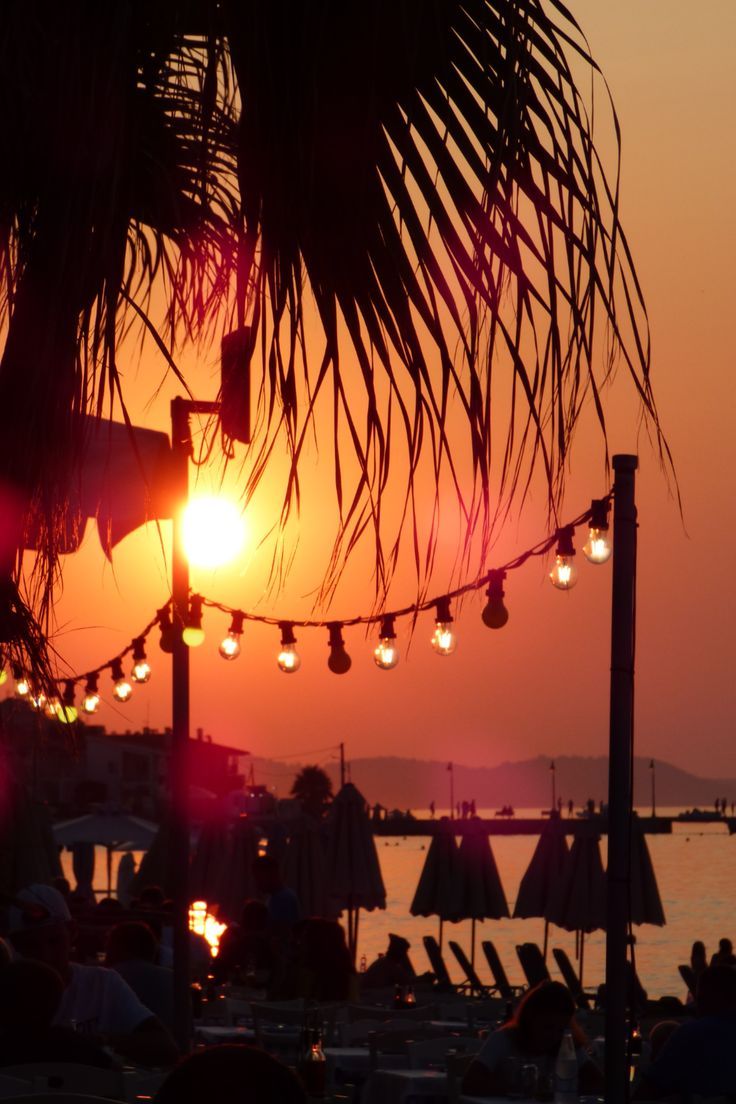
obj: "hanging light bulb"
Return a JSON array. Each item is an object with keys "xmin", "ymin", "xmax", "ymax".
[
  {"xmin": 57, "ymin": 681, "xmax": 78, "ymax": 724},
  {"xmin": 277, "ymin": 622, "xmax": 301, "ymax": 673},
  {"xmin": 549, "ymin": 527, "xmax": 578, "ymax": 590},
  {"xmin": 583, "ymin": 499, "xmax": 612, "ymax": 564},
  {"xmin": 374, "ymin": 615, "xmax": 399, "ymax": 670},
  {"xmin": 29, "ymin": 690, "xmax": 46, "ymax": 711},
  {"xmin": 131, "ymin": 637, "xmax": 151, "ymax": 683},
  {"xmin": 431, "ymin": 598, "xmax": 457, "ymax": 656},
  {"xmin": 158, "ymin": 605, "xmax": 176, "ymax": 654},
  {"xmin": 12, "ymin": 665, "xmax": 30, "ymax": 698},
  {"xmin": 0, "ymin": 661, "xmax": 7, "ymax": 687},
  {"xmin": 182, "ymin": 595, "xmax": 205, "ymax": 648},
  {"xmin": 111, "ymin": 658, "xmax": 133, "ymax": 702},
  {"xmin": 327, "ymin": 623, "xmax": 351, "ymax": 675},
  {"xmin": 219, "ymin": 611, "xmax": 245, "ymax": 660},
  {"xmin": 44, "ymin": 692, "xmax": 60, "ymax": 718},
  {"xmin": 482, "ymin": 570, "xmax": 509, "ymax": 629},
  {"xmin": 82, "ymin": 673, "xmax": 101, "ymax": 715}
]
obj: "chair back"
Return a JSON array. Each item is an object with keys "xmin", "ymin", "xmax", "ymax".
[
  {"xmin": 348, "ymin": 1003, "xmax": 438, "ymax": 1023},
  {"xmin": 481, "ymin": 940, "xmax": 515, "ymax": 1000},
  {"xmin": 515, "ymin": 942, "xmax": 550, "ymax": 988},
  {"xmin": 552, "ymin": 947, "xmax": 591, "ymax": 1009},
  {"xmin": 406, "ymin": 1035, "xmax": 481, "ymax": 1069},
  {"xmin": 0, "ymin": 1066, "xmax": 125, "ymax": 1101},
  {"xmin": 422, "ymin": 936, "xmax": 454, "ymax": 989},
  {"xmin": 448, "ymin": 941, "xmax": 487, "ymax": 996},
  {"xmin": 446, "ymin": 1052, "xmax": 476, "ymax": 1104}
]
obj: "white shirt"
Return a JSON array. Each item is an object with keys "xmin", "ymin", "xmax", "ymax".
[{"xmin": 54, "ymin": 963, "xmax": 153, "ymax": 1036}]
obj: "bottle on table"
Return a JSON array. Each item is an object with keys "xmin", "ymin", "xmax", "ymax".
[
  {"xmin": 298, "ymin": 1026, "xmax": 327, "ymax": 1098},
  {"xmin": 554, "ymin": 1028, "xmax": 578, "ymax": 1104}
]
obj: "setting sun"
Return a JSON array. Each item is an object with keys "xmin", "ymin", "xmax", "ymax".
[{"xmin": 182, "ymin": 496, "xmax": 247, "ymax": 568}]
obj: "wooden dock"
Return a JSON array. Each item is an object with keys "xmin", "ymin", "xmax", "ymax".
[{"xmin": 372, "ymin": 815, "xmax": 678, "ymax": 837}]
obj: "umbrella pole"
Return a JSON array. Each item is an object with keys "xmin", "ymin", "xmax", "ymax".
[
  {"xmin": 471, "ymin": 918, "xmax": 476, "ymax": 969},
  {"xmin": 439, "ymin": 917, "xmax": 443, "ymax": 952},
  {"xmin": 353, "ymin": 908, "xmax": 360, "ymax": 965},
  {"xmin": 579, "ymin": 931, "xmax": 585, "ymax": 989},
  {"xmin": 106, "ymin": 847, "xmax": 112, "ymax": 898},
  {"xmin": 543, "ymin": 919, "xmax": 549, "ymax": 961}
]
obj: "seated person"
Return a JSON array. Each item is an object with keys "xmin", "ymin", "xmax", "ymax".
[
  {"xmin": 5, "ymin": 884, "xmax": 178, "ymax": 1068},
  {"xmin": 291, "ymin": 918, "xmax": 358, "ymax": 1003},
  {"xmin": 155, "ymin": 1043, "xmax": 306, "ymax": 1104},
  {"xmin": 252, "ymin": 856, "xmax": 301, "ymax": 936},
  {"xmin": 105, "ymin": 921, "xmax": 175, "ymax": 1034},
  {"xmin": 361, "ymin": 933, "xmax": 415, "ymax": 990},
  {"xmin": 0, "ymin": 959, "xmax": 112, "ymax": 1068},
  {"xmin": 463, "ymin": 981, "xmax": 603, "ymax": 1097},
  {"xmin": 636, "ymin": 965, "xmax": 736, "ymax": 1099},
  {"xmin": 214, "ymin": 900, "xmax": 275, "ymax": 986},
  {"xmin": 711, "ymin": 937, "xmax": 736, "ymax": 967}
]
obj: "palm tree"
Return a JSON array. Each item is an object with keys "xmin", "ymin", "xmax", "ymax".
[
  {"xmin": 0, "ymin": 1, "xmax": 667, "ymax": 666},
  {"xmin": 291, "ymin": 765, "xmax": 334, "ymax": 820}
]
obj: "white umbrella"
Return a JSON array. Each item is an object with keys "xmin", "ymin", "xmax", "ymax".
[
  {"xmin": 325, "ymin": 783, "xmax": 386, "ymax": 960},
  {"xmin": 283, "ymin": 814, "xmax": 331, "ymax": 917},
  {"xmin": 54, "ymin": 811, "xmax": 157, "ymax": 896}
]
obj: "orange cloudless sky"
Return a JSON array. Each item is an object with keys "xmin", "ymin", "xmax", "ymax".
[{"xmin": 7, "ymin": 0, "xmax": 735, "ymax": 784}]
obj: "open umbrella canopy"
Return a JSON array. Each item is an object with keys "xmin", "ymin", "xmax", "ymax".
[
  {"xmin": 410, "ymin": 817, "xmax": 462, "ymax": 921},
  {"xmin": 53, "ymin": 811, "xmax": 157, "ymax": 851},
  {"xmin": 546, "ymin": 830, "xmax": 606, "ymax": 934},
  {"xmin": 628, "ymin": 813, "xmax": 666, "ymax": 927},
  {"xmin": 325, "ymin": 783, "xmax": 386, "ymax": 913},
  {"xmin": 456, "ymin": 819, "xmax": 509, "ymax": 921},
  {"xmin": 514, "ymin": 816, "xmax": 569, "ymax": 919},
  {"xmin": 283, "ymin": 814, "xmax": 331, "ymax": 918}
]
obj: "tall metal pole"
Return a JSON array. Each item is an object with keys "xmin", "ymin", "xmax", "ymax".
[
  {"xmin": 550, "ymin": 760, "xmax": 556, "ymax": 812},
  {"xmin": 170, "ymin": 398, "xmax": 192, "ymax": 1051},
  {"xmin": 449, "ymin": 762, "xmax": 455, "ymax": 819},
  {"xmin": 340, "ymin": 742, "xmax": 346, "ymax": 788},
  {"xmin": 605, "ymin": 454, "xmax": 638, "ymax": 1104},
  {"xmin": 650, "ymin": 759, "xmax": 656, "ymax": 818}
]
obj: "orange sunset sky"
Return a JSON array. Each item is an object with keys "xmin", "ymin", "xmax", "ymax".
[{"xmin": 5, "ymin": 1, "xmax": 734, "ymax": 782}]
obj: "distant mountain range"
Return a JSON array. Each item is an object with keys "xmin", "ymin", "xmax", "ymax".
[{"xmin": 251, "ymin": 754, "xmax": 736, "ymax": 812}]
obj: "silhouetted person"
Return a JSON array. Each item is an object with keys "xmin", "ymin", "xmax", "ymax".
[
  {"xmin": 155, "ymin": 1044, "xmax": 307, "ymax": 1104},
  {"xmin": 214, "ymin": 900, "xmax": 274, "ymax": 986},
  {"xmin": 567, "ymin": 799, "xmax": 574, "ymax": 816},
  {"xmin": 0, "ymin": 959, "xmax": 112, "ymax": 1068},
  {"xmin": 105, "ymin": 921, "xmax": 175, "ymax": 1033},
  {"xmin": 291, "ymin": 918, "xmax": 356, "ymax": 1002},
  {"xmin": 710, "ymin": 937, "xmax": 736, "ymax": 967},
  {"xmin": 691, "ymin": 940, "xmax": 708, "ymax": 978},
  {"xmin": 252, "ymin": 856, "xmax": 301, "ymax": 935},
  {"xmin": 362, "ymin": 933, "xmax": 415, "ymax": 990},
  {"xmin": 429, "ymin": 800, "xmax": 435, "ymax": 818}
]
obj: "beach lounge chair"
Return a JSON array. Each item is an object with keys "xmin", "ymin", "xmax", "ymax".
[
  {"xmin": 516, "ymin": 942, "xmax": 551, "ymax": 988},
  {"xmin": 552, "ymin": 947, "xmax": 593, "ymax": 1009},
  {"xmin": 448, "ymin": 940, "xmax": 490, "ymax": 996},
  {"xmin": 481, "ymin": 940, "xmax": 523, "ymax": 1001},
  {"xmin": 423, "ymin": 935, "xmax": 457, "ymax": 990},
  {"xmin": 678, "ymin": 964, "xmax": 697, "ymax": 1001}
]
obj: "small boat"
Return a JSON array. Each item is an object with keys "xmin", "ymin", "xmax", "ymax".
[{"xmin": 675, "ymin": 809, "xmax": 723, "ymax": 823}]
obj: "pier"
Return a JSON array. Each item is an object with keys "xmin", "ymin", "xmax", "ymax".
[{"xmin": 371, "ymin": 814, "xmax": 715, "ymax": 837}]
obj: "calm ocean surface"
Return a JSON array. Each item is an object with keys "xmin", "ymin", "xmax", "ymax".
[{"xmin": 68, "ymin": 806, "xmax": 736, "ymax": 1000}]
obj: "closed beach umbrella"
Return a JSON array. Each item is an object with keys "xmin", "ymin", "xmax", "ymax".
[
  {"xmin": 628, "ymin": 812, "xmax": 665, "ymax": 927},
  {"xmin": 456, "ymin": 818, "xmax": 509, "ymax": 965},
  {"xmin": 283, "ymin": 814, "xmax": 330, "ymax": 917},
  {"xmin": 217, "ymin": 817, "xmax": 258, "ymax": 922},
  {"xmin": 325, "ymin": 783, "xmax": 386, "ymax": 960},
  {"xmin": 0, "ymin": 775, "xmax": 62, "ymax": 893},
  {"xmin": 410, "ymin": 816, "xmax": 462, "ymax": 948},
  {"xmin": 71, "ymin": 841, "xmax": 96, "ymax": 902},
  {"xmin": 190, "ymin": 819, "xmax": 232, "ymax": 906},
  {"xmin": 116, "ymin": 851, "xmax": 136, "ymax": 907},
  {"xmin": 513, "ymin": 816, "xmax": 569, "ymax": 958},
  {"xmin": 546, "ymin": 829, "xmax": 606, "ymax": 985},
  {"xmin": 130, "ymin": 821, "xmax": 173, "ymax": 898}
]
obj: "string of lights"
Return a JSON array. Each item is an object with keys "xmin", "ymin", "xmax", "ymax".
[{"xmin": 0, "ymin": 497, "xmax": 613, "ymax": 722}]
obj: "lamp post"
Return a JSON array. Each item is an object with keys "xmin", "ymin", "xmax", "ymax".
[
  {"xmin": 604, "ymin": 454, "xmax": 638, "ymax": 1104},
  {"xmin": 650, "ymin": 759, "xmax": 656, "ymax": 818},
  {"xmin": 550, "ymin": 759, "xmax": 556, "ymax": 813},
  {"xmin": 170, "ymin": 397, "xmax": 219, "ymax": 1050}
]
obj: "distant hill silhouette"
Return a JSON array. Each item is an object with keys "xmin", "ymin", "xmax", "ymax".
[{"xmin": 252, "ymin": 754, "xmax": 735, "ymax": 812}]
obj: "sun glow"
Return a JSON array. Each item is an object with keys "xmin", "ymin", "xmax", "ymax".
[{"xmin": 182, "ymin": 496, "xmax": 247, "ymax": 568}]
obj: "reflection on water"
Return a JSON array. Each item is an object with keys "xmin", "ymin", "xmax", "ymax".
[{"xmin": 62, "ymin": 807, "xmax": 736, "ymax": 999}]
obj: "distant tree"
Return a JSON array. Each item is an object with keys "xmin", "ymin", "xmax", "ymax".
[{"xmin": 291, "ymin": 766, "xmax": 333, "ymax": 820}]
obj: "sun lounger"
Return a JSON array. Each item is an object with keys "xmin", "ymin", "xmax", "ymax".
[
  {"xmin": 423, "ymin": 935, "xmax": 457, "ymax": 990},
  {"xmin": 552, "ymin": 947, "xmax": 594, "ymax": 1009},
  {"xmin": 448, "ymin": 940, "xmax": 490, "ymax": 996},
  {"xmin": 516, "ymin": 942, "xmax": 551, "ymax": 988},
  {"xmin": 481, "ymin": 939, "xmax": 523, "ymax": 1002},
  {"xmin": 678, "ymin": 964, "xmax": 697, "ymax": 1000}
]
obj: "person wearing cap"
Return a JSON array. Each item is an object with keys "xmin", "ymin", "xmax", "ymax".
[
  {"xmin": 4, "ymin": 885, "xmax": 178, "ymax": 1067},
  {"xmin": 361, "ymin": 933, "xmax": 416, "ymax": 990}
]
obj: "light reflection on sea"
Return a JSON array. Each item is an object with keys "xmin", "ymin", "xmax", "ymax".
[{"xmin": 65, "ymin": 806, "xmax": 736, "ymax": 1000}]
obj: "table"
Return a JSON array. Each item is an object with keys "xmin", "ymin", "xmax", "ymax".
[
  {"xmin": 324, "ymin": 1046, "xmax": 408, "ymax": 1085},
  {"xmin": 362, "ymin": 1068, "xmax": 448, "ymax": 1104}
]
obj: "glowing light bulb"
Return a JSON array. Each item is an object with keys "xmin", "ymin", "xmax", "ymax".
[
  {"xmin": 327, "ymin": 623, "xmax": 351, "ymax": 675},
  {"xmin": 583, "ymin": 499, "xmax": 612, "ymax": 564},
  {"xmin": 29, "ymin": 691, "xmax": 46, "ymax": 712},
  {"xmin": 131, "ymin": 638, "xmax": 151, "ymax": 683},
  {"xmin": 277, "ymin": 623, "xmax": 301, "ymax": 673},
  {"xmin": 481, "ymin": 570, "xmax": 509, "ymax": 629},
  {"xmin": 57, "ymin": 681, "xmax": 78, "ymax": 724},
  {"xmin": 219, "ymin": 612, "xmax": 245, "ymax": 660},
  {"xmin": 182, "ymin": 595, "xmax": 205, "ymax": 648},
  {"xmin": 431, "ymin": 598, "xmax": 457, "ymax": 656},
  {"xmin": 111, "ymin": 659, "xmax": 133, "ymax": 703},
  {"xmin": 44, "ymin": 696, "xmax": 60, "ymax": 719},
  {"xmin": 373, "ymin": 616, "xmax": 399, "ymax": 670},
  {"xmin": 549, "ymin": 526, "xmax": 578, "ymax": 590},
  {"xmin": 14, "ymin": 670, "xmax": 30, "ymax": 698},
  {"xmin": 83, "ymin": 679, "xmax": 101, "ymax": 714}
]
